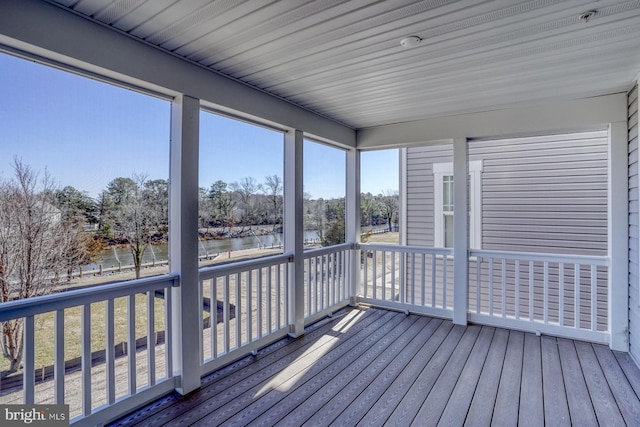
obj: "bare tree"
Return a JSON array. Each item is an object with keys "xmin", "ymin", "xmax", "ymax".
[
  {"xmin": 263, "ymin": 175, "xmax": 282, "ymax": 231},
  {"xmin": 378, "ymin": 189, "xmax": 399, "ymax": 232},
  {"xmin": 230, "ymin": 177, "xmax": 261, "ymax": 228},
  {"xmin": 108, "ymin": 174, "xmax": 156, "ymax": 279},
  {"xmin": 0, "ymin": 160, "xmax": 76, "ymax": 373}
]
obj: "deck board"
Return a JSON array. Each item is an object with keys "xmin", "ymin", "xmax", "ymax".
[
  {"xmin": 540, "ymin": 336, "xmax": 570, "ymax": 425},
  {"xmin": 110, "ymin": 307, "xmax": 640, "ymax": 427}
]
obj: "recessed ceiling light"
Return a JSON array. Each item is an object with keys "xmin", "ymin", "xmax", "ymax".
[
  {"xmin": 579, "ymin": 10, "xmax": 596, "ymax": 22},
  {"xmin": 400, "ymin": 36, "xmax": 422, "ymax": 48}
]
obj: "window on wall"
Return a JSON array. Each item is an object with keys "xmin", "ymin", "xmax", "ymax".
[
  {"xmin": 432, "ymin": 160, "xmax": 483, "ymax": 248},
  {"xmin": 199, "ymin": 110, "xmax": 284, "ymax": 265}
]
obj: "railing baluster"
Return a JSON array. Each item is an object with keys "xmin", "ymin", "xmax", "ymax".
[
  {"xmin": 105, "ymin": 300, "xmax": 115, "ymax": 403},
  {"xmin": 559, "ymin": 263, "xmax": 564, "ymax": 327},
  {"xmin": 421, "ymin": 253, "xmax": 426, "ymax": 306},
  {"xmin": 236, "ymin": 273, "xmax": 242, "ymax": 353},
  {"xmin": 224, "ymin": 275, "xmax": 230, "ymax": 353},
  {"xmin": 515, "ymin": 260, "xmax": 520, "ymax": 320},
  {"xmin": 488, "ymin": 257, "xmax": 494, "ymax": 316},
  {"xmin": 476, "ymin": 257, "xmax": 481, "ymax": 314},
  {"xmin": 127, "ymin": 295, "xmax": 136, "ymax": 396},
  {"xmin": 363, "ymin": 249, "xmax": 368, "ymax": 299},
  {"xmin": 165, "ymin": 285, "xmax": 173, "ymax": 377},
  {"xmin": 267, "ymin": 265, "xmax": 272, "ymax": 334},
  {"xmin": 276, "ymin": 264, "xmax": 281, "ymax": 329},
  {"xmin": 372, "ymin": 250, "xmax": 377, "ymax": 300},
  {"xmin": 443, "ymin": 254, "xmax": 448, "ymax": 309},
  {"xmin": 431, "ymin": 253, "xmax": 436, "ymax": 308},
  {"xmin": 83, "ymin": 304, "xmax": 92, "ymax": 414},
  {"xmin": 381, "ymin": 250, "xmax": 386, "ymax": 301},
  {"xmin": 529, "ymin": 261, "xmax": 534, "ymax": 322},
  {"xmin": 208, "ymin": 279, "xmax": 215, "ymax": 359},
  {"xmin": 501, "ymin": 259, "xmax": 506, "ymax": 317},
  {"xmin": 410, "ymin": 252, "xmax": 415, "ymax": 305},
  {"xmin": 147, "ymin": 291, "xmax": 156, "ymax": 386},
  {"xmin": 391, "ymin": 251, "xmax": 396, "ymax": 302},
  {"xmin": 257, "ymin": 267, "xmax": 263, "ymax": 338},
  {"xmin": 246, "ymin": 271, "xmax": 252, "ymax": 343},
  {"xmin": 543, "ymin": 261, "xmax": 549, "ymax": 324},
  {"xmin": 23, "ymin": 315, "xmax": 35, "ymax": 404},
  {"xmin": 575, "ymin": 263, "xmax": 580, "ymax": 328},
  {"xmin": 305, "ymin": 258, "xmax": 311, "ymax": 315},
  {"xmin": 55, "ymin": 309, "xmax": 65, "ymax": 404},
  {"xmin": 591, "ymin": 264, "xmax": 597, "ymax": 331}
]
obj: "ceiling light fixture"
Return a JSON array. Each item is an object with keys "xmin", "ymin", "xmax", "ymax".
[
  {"xmin": 579, "ymin": 10, "xmax": 596, "ymax": 22},
  {"xmin": 400, "ymin": 36, "xmax": 422, "ymax": 48}
]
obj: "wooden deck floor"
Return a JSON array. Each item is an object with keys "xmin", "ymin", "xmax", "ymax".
[{"xmin": 110, "ymin": 307, "xmax": 640, "ymax": 426}]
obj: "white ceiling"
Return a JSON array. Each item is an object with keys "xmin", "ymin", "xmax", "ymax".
[{"xmin": 47, "ymin": 0, "xmax": 640, "ymax": 130}]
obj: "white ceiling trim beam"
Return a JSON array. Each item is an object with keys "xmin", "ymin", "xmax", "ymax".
[
  {"xmin": 356, "ymin": 93, "xmax": 627, "ymax": 148},
  {"xmin": 0, "ymin": 0, "xmax": 355, "ymax": 146}
]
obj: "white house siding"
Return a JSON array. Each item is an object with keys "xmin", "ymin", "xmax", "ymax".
[
  {"xmin": 404, "ymin": 131, "xmax": 609, "ymax": 330},
  {"xmin": 628, "ymin": 83, "xmax": 639, "ymax": 364}
]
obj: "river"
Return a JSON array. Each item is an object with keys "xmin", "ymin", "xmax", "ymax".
[{"xmin": 85, "ymin": 231, "xmax": 319, "ymax": 270}]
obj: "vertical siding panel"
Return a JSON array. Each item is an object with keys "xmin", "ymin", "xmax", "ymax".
[{"xmin": 628, "ymin": 84, "xmax": 639, "ymax": 364}]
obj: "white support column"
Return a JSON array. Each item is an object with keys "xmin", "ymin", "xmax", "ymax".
[
  {"xmin": 609, "ymin": 121, "xmax": 629, "ymax": 351},
  {"xmin": 346, "ymin": 147, "xmax": 361, "ymax": 303},
  {"xmin": 453, "ymin": 138, "xmax": 469, "ymax": 325},
  {"xmin": 169, "ymin": 94, "xmax": 201, "ymax": 394},
  {"xmin": 285, "ymin": 129, "xmax": 304, "ymax": 337},
  {"xmin": 399, "ymin": 148, "xmax": 408, "ymax": 246}
]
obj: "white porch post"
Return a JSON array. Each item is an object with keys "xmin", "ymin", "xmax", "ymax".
[
  {"xmin": 285, "ymin": 129, "xmax": 305, "ymax": 337},
  {"xmin": 169, "ymin": 94, "xmax": 201, "ymax": 394},
  {"xmin": 609, "ymin": 121, "xmax": 629, "ymax": 351},
  {"xmin": 453, "ymin": 138, "xmax": 469, "ymax": 325},
  {"xmin": 346, "ymin": 148, "xmax": 361, "ymax": 303}
]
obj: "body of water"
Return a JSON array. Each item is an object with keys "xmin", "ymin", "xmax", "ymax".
[{"xmin": 85, "ymin": 231, "xmax": 319, "ymax": 270}]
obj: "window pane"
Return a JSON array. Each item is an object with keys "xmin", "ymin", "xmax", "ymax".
[
  {"xmin": 199, "ymin": 111, "xmax": 284, "ymax": 264},
  {"xmin": 443, "ymin": 176, "xmax": 454, "ymax": 212},
  {"xmin": 360, "ymin": 149, "xmax": 399, "ymax": 244},
  {"xmin": 0, "ymin": 52, "xmax": 170, "ymax": 289},
  {"xmin": 303, "ymin": 140, "xmax": 345, "ymax": 248},
  {"xmin": 444, "ymin": 214, "xmax": 454, "ymax": 248}
]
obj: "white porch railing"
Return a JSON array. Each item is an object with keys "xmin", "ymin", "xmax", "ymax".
[
  {"xmin": 468, "ymin": 249, "xmax": 610, "ymax": 344},
  {"xmin": 358, "ymin": 244, "xmax": 454, "ymax": 319},
  {"xmin": 303, "ymin": 243, "xmax": 353, "ymax": 324},
  {"xmin": 356, "ymin": 244, "xmax": 610, "ymax": 344},
  {"xmin": 198, "ymin": 253, "xmax": 292, "ymax": 376},
  {"xmin": 0, "ymin": 274, "xmax": 177, "ymax": 427}
]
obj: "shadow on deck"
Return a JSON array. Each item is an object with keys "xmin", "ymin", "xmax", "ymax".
[{"xmin": 111, "ymin": 307, "xmax": 640, "ymax": 426}]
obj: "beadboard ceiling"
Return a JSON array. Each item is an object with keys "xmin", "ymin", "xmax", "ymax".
[{"xmin": 46, "ymin": 0, "xmax": 640, "ymax": 129}]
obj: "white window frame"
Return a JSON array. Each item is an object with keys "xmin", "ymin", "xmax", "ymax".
[{"xmin": 433, "ymin": 160, "xmax": 482, "ymax": 249}]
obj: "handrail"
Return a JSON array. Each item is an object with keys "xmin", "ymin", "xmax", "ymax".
[
  {"xmin": 304, "ymin": 243, "xmax": 354, "ymax": 258},
  {"xmin": 359, "ymin": 243, "xmax": 453, "ymax": 256},
  {"xmin": 470, "ymin": 249, "xmax": 609, "ymax": 266},
  {"xmin": 0, "ymin": 274, "xmax": 178, "ymax": 322},
  {"xmin": 198, "ymin": 253, "xmax": 293, "ymax": 280}
]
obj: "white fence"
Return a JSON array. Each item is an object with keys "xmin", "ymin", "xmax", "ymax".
[
  {"xmin": 357, "ymin": 244, "xmax": 610, "ymax": 344},
  {"xmin": 0, "ymin": 275, "xmax": 177, "ymax": 427},
  {"xmin": 468, "ymin": 249, "xmax": 609, "ymax": 344},
  {"xmin": 303, "ymin": 243, "xmax": 354, "ymax": 324},
  {"xmin": 358, "ymin": 244, "xmax": 454, "ymax": 319},
  {"xmin": 198, "ymin": 254, "xmax": 291, "ymax": 375}
]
